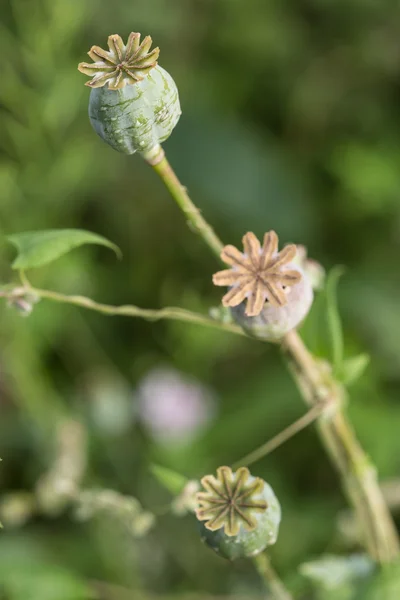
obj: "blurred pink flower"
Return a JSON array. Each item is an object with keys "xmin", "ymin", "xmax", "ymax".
[{"xmin": 136, "ymin": 367, "xmax": 217, "ymax": 444}]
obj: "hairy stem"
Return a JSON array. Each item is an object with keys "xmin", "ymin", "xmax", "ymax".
[
  {"xmin": 252, "ymin": 553, "xmax": 293, "ymax": 600},
  {"xmin": 150, "ymin": 149, "xmax": 399, "ymax": 564},
  {"xmin": 283, "ymin": 330, "xmax": 400, "ymax": 563},
  {"xmin": 16, "ymin": 278, "xmax": 244, "ymax": 338},
  {"xmin": 150, "ymin": 154, "xmax": 224, "ymax": 259}
]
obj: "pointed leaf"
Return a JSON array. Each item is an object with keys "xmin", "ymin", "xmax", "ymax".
[
  {"xmin": 7, "ymin": 229, "xmax": 121, "ymax": 270},
  {"xmin": 325, "ymin": 266, "xmax": 345, "ymax": 375},
  {"xmin": 150, "ymin": 464, "xmax": 188, "ymax": 496},
  {"xmin": 340, "ymin": 354, "xmax": 370, "ymax": 386}
]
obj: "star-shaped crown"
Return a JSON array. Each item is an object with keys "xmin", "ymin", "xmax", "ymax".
[
  {"xmin": 213, "ymin": 231, "xmax": 301, "ymax": 317},
  {"xmin": 195, "ymin": 466, "xmax": 268, "ymax": 537},
  {"xmin": 78, "ymin": 32, "xmax": 160, "ymax": 90}
]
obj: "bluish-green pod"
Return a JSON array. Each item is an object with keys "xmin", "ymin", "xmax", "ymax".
[
  {"xmin": 88, "ymin": 65, "xmax": 181, "ymax": 155},
  {"xmin": 78, "ymin": 33, "xmax": 181, "ymax": 157},
  {"xmin": 195, "ymin": 467, "xmax": 281, "ymax": 560},
  {"xmin": 198, "ymin": 481, "xmax": 281, "ymax": 560}
]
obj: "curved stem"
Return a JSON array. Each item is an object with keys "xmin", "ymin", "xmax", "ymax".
[
  {"xmin": 252, "ymin": 553, "xmax": 293, "ymax": 600},
  {"xmin": 149, "ymin": 148, "xmax": 400, "ymax": 564},
  {"xmin": 232, "ymin": 403, "xmax": 324, "ymax": 470},
  {"xmin": 16, "ymin": 279, "xmax": 245, "ymax": 338}
]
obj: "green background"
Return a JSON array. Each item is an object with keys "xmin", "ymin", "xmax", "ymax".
[{"xmin": 1, "ymin": 0, "xmax": 400, "ymax": 598}]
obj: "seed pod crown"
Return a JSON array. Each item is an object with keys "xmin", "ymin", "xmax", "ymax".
[
  {"xmin": 195, "ymin": 467, "xmax": 281, "ymax": 560},
  {"xmin": 78, "ymin": 33, "xmax": 160, "ymax": 89}
]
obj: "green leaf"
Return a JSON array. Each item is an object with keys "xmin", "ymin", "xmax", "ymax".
[
  {"xmin": 7, "ymin": 229, "xmax": 121, "ymax": 270},
  {"xmin": 325, "ymin": 266, "xmax": 345, "ymax": 375},
  {"xmin": 150, "ymin": 464, "xmax": 188, "ymax": 496},
  {"xmin": 340, "ymin": 354, "xmax": 370, "ymax": 386}
]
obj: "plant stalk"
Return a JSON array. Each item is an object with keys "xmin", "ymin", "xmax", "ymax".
[
  {"xmin": 232, "ymin": 403, "xmax": 325, "ymax": 470},
  {"xmin": 151, "ymin": 153, "xmax": 224, "ymax": 260},
  {"xmin": 283, "ymin": 329, "xmax": 400, "ymax": 563},
  {"xmin": 252, "ymin": 552, "xmax": 293, "ymax": 600}
]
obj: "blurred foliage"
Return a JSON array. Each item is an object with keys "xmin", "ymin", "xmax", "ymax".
[{"xmin": 1, "ymin": 0, "xmax": 400, "ymax": 598}]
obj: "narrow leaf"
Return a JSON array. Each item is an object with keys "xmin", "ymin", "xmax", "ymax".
[
  {"xmin": 150, "ymin": 464, "xmax": 188, "ymax": 496},
  {"xmin": 7, "ymin": 229, "xmax": 121, "ymax": 270},
  {"xmin": 325, "ymin": 266, "xmax": 345, "ymax": 375},
  {"xmin": 340, "ymin": 354, "xmax": 370, "ymax": 386}
]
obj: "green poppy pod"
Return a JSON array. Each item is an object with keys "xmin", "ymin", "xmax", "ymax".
[
  {"xmin": 195, "ymin": 467, "xmax": 281, "ymax": 560},
  {"xmin": 78, "ymin": 33, "xmax": 181, "ymax": 157}
]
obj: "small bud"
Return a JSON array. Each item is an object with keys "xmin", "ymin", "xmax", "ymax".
[
  {"xmin": 172, "ymin": 480, "xmax": 200, "ymax": 516},
  {"xmin": 294, "ymin": 245, "xmax": 325, "ymax": 291},
  {"xmin": 195, "ymin": 466, "xmax": 281, "ymax": 560},
  {"xmin": 78, "ymin": 33, "xmax": 181, "ymax": 158},
  {"xmin": 6, "ymin": 287, "xmax": 39, "ymax": 317}
]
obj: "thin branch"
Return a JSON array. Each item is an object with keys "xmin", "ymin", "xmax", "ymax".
[
  {"xmin": 232, "ymin": 403, "xmax": 325, "ymax": 470},
  {"xmin": 17, "ymin": 280, "xmax": 245, "ymax": 337},
  {"xmin": 252, "ymin": 553, "xmax": 293, "ymax": 600}
]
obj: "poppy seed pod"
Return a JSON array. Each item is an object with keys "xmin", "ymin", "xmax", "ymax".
[
  {"xmin": 231, "ymin": 267, "xmax": 313, "ymax": 342},
  {"xmin": 212, "ymin": 231, "xmax": 314, "ymax": 342},
  {"xmin": 78, "ymin": 33, "xmax": 181, "ymax": 157},
  {"xmin": 195, "ymin": 466, "xmax": 281, "ymax": 560}
]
